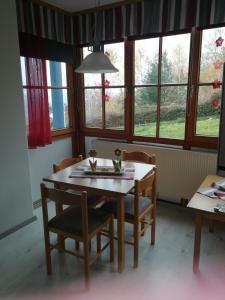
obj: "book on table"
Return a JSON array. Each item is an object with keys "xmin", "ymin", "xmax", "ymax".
[{"xmin": 198, "ymin": 178, "xmax": 225, "ymax": 200}]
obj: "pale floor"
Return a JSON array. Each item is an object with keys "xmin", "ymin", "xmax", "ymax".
[{"xmin": 1, "ymin": 202, "xmax": 225, "ymax": 300}]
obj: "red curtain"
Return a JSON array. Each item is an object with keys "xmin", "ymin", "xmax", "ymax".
[{"xmin": 24, "ymin": 57, "xmax": 52, "ymax": 148}]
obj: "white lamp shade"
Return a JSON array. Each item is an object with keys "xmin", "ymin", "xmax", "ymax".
[{"xmin": 75, "ymin": 51, "xmax": 118, "ymax": 73}]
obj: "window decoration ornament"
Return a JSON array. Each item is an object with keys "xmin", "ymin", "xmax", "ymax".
[
  {"xmin": 215, "ymin": 36, "xmax": 224, "ymax": 47},
  {"xmin": 103, "ymin": 95, "xmax": 110, "ymax": 102},
  {"xmin": 104, "ymin": 79, "xmax": 110, "ymax": 87},
  {"xmin": 211, "ymin": 98, "xmax": 220, "ymax": 108},
  {"xmin": 213, "ymin": 60, "xmax": 223, "ymax": 70},
  {"xmin": 75, "ymin": 2, "xmax": 118, "ymax": 74},
  {"xmin": 212, "ymin": 79, "xmax": 221, "ymax": 89}
]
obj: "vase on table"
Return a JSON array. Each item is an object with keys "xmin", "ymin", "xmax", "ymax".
[
  {"xmin": 112, "ymin": 148, "xmax": 122, "ymax": 172},
  {"xmin": 88, "ymin": 149, "xmax": 97, "ymax": 172}
]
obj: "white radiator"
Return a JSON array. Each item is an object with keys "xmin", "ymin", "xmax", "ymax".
[{"xmin": 92, "ymin": 139, "xmax": 217, "ymax": 203}]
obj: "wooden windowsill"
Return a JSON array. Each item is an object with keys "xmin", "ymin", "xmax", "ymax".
[{"xmin": 51, "ymin": 128, "xmax": 73, "ymax": 139}]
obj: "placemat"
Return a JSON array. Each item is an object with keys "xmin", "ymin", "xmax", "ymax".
[{"xmin": 69, "ymin": 167, "xmax": 135, "ymax": 180}]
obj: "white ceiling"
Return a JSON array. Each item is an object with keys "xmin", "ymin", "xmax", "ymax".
[{"xmin": 44, "ymin": 0, "xmax": 123, "ymax": 12}]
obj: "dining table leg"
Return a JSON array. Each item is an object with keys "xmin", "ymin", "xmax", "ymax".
[
  {"xmin": 117, "ymin": 195, "xmax": 125, "ymax": 273},
  {"xmin": 193, "ymin": 213, "xmax": 202, "ymax": 273}
]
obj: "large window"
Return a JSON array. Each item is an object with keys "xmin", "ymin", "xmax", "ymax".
[
  {"xmin": 81, "ymin": 26, "xmax": 225, "ymax": 149},
  {"xmin": 21, "ymin": 58, "xmax": 71, "ymax": 136},
  {"xmin": 134, "ymin": 34, "xmax": 190, "ymax": 140},
  {"xmin": 83, "ymin": 42, "xmax": 125, "ymax": 130}
]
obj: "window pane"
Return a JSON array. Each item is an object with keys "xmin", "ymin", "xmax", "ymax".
[
  {"xmin": 135, "ymin": 38, "xmax": 159, "ymax": 85},
  {"xmin": 200, "ymin": 27, "xmax": 225, "ymax": 83},
  {"xmin": 46, "ymin": 61, "xmax": 67, "ymax": 87},
  {"xmin": 48, "ymin": 89, "xmax": 69, "ymax": 130},
  {"xmin": 20, "ymin": 57, "xmax": 26, "ymax": 85},
  {"xmin": 85, "ymin": 89, "xmax": 102, "ymax": 128},
  {"xmin": 196, "ymin": 86, "xmax": 221, "ymax": 137},
  {"xmin": 161, "ymin": 34, "xmax": 190, "ymax": 84},
  {"xmin": 134, "ymin": 87, "xmax": 157, "ymax": 136},
  {"xmin": 105, "ymin": 88, "xmax": 124, "ymax": 130},
  {"xmin": 83, "ymin": 47, "xmax": 101, "ymax": 86},
  {"xmin": 104, "ymin": 42, "xmax": 124, "ymax": 86},
  {"xmin": 160, "ymin": 86, "xmax": 187, "ymax": 139}
]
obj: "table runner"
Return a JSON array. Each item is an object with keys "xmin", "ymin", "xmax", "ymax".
[{"xmin": 69, "ymin": 167, "xmax": 135, "ymax": 180}]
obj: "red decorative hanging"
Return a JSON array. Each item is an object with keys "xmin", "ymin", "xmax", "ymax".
[
  {"xmin": 212, "ymin": 79, "xmax": 221, "ymax": 89},
  {"xmin": 215, "ymin": 36, "xmax": 224, "ymax": 47},
  {"xmin": 104, "ymin": 79, "xmax": 110, "ymax": 87},
  {"xmin": 213, "ymin": 60, "xmax": 224, "ymax": 70},
  {"xmin": 103, "ymin": 95, "xmax": 110, "ymax": 102},
  {"xmin": 211, "ymin": 98, "xmax": 220, "ymax": 108},
  {"xmin": 104, "ymin": 51, "xmax": 110, "ymax": 57}
]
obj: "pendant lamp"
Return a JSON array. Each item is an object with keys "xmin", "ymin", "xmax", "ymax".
[
  {"xmin": 75, "ymin": 44, "xmax": 118, "ymax": 73},
  {"xmin": 75, "ymin": 2, "xmax": 118, "ymax": 74}
]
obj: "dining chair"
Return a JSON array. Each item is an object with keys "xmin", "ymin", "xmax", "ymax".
[
  {"xmin": 102, "ymin": 168, "xmax": 157, "ymax": 268},
  {"xmin": 53, "ymin": 156, "xmax": 106, "ymax": 251},
  {"xmin": 122, "ymin": 150, "xmax": 156, "ymax": 165},
  {"xmin": 53, "ymin": 156, "xmax": 105, "ymax": 209},
  {"xmin": 41, "ymin": 183, "xmax": 114, "ymax": 288}
]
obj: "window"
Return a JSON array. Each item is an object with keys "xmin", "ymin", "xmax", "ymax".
[
  {"xmin": 195, "ymin": 27, "xmax": 225, "ymax": 137},
  {"xmin": 80, "ymin": 26, "xmax": 225, "ymax": 149},
  {"xmin": 83, "ymin": 42, "xmax": 125, "ymax": 130},
  {"xmin": 21, "ymin": 58, "xmax": 71, "ymax": 136},
  {"xmin": 134, "ymin": 33, "xmax": 191, "ymax": 141}
]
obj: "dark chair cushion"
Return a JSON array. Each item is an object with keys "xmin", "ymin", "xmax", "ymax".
[
  {"xmin": 102, "ymin": 193, "xmax": 152, "ymax": 219},
  {"xmin": 65, "ymin": 189, "xmax": 102, "ymax": 207},
  {"xmin": 48, "ymin": 207, "xmax": 111, "ymax": 236}
]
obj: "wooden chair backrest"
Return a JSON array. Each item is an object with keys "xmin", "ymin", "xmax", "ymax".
[
  {"xmin": 41, "ymin": 183, "xmax": 88, "ymax": 237},
  {"xmin": 53, "ymin": 155, "xmax": 83, "ymax": 173},
  {"xmin": 134, "ymin": 168, "xmax": 157, "ymax": 217},
  {"xmin": 122, "ymin": 150, "xmax": 156, "ymax": 164}
]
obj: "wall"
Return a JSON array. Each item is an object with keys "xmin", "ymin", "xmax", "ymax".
[
  {"xmin": 29, "ymin": 137, "xmax": 72, "ymax": 201},
  {"xmin": 91, "ymin": 139, "xmax": 217, "ymax": 203},
  {"xmin": 0, "ymin": 0, "xmax": 34, "ymax": 235}
]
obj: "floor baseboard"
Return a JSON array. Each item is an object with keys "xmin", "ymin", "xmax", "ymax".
[{"xmin": 0, "ymin": 216, "xmax": 37, "ymax": 240}]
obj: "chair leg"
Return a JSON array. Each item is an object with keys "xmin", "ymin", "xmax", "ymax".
[
  {"xmin": 44, "ymin": 231, "xmax": 52, "ymax": 275},
  {"xmin": 55, "ymin": 203, "xmax": 65, "ymax": 252},
  {"xmin": 109, "ymin": 219, "xmax": 114, "ymax": 262},
  {"xmin": 97, "ymin": 233, "xmax": 101, "ymax": 253},
  {"xmin": 75, "ymin": 240, "xmax": 80, "ymax": 251},
  {"xmin": 133, "ymin": 221, "xmax": 139, "ymax": 268},
  {"xmin": 89, "ymin": 240, "xmax": 92, "ymax": 251},
  {"xmin": 84, "ymin": 238, "xmax": 90, "ymax": 289}
]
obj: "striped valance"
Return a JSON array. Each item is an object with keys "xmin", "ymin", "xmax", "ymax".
[
  {"xmin": 16, "ymin": 0, "xmax": 74, "ymax": 45},
  {"xmin": 164, "ymin": 0, "xmax": 225, "ymax": 33},
  {"xmin": 16, "ymin": 0, "xmax": 225, "ymax": 46}
]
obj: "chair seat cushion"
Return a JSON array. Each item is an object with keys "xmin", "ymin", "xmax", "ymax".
[
  {"xmin": 102, "ymin": 194, "xmax": 152, "ymax": 219},
  {"xmin": 48, "ymin": 207, "xmax": 111, "ymax": 236},
  {"xmin": 65, "ymin": 189, "xmax": 102, "ymax": 207}
]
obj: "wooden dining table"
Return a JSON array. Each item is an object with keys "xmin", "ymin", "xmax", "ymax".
[{"xmin": 43, "ymin": 157, "xmax": 155, "ymax": 273}]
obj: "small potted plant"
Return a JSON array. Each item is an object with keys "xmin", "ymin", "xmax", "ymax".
[
  {"xmin": 88, "ymin": 149, "xmax": 97, "ymax": 172},
  {"xmin": 113, "ymin": 148, "xmax": 122, "ymax": 172}
]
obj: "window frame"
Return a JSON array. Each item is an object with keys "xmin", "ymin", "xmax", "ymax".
[
  {"xmin": 79, "ymin": 26, "xmax": 224, "ymax": 149},
  {"xmin": 21, "ymin": 58, "xmax": 74, "ymax": 139},
  {"xmin": 81, "ymin": 42, "xmax": 127, "ymax": 135}
]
